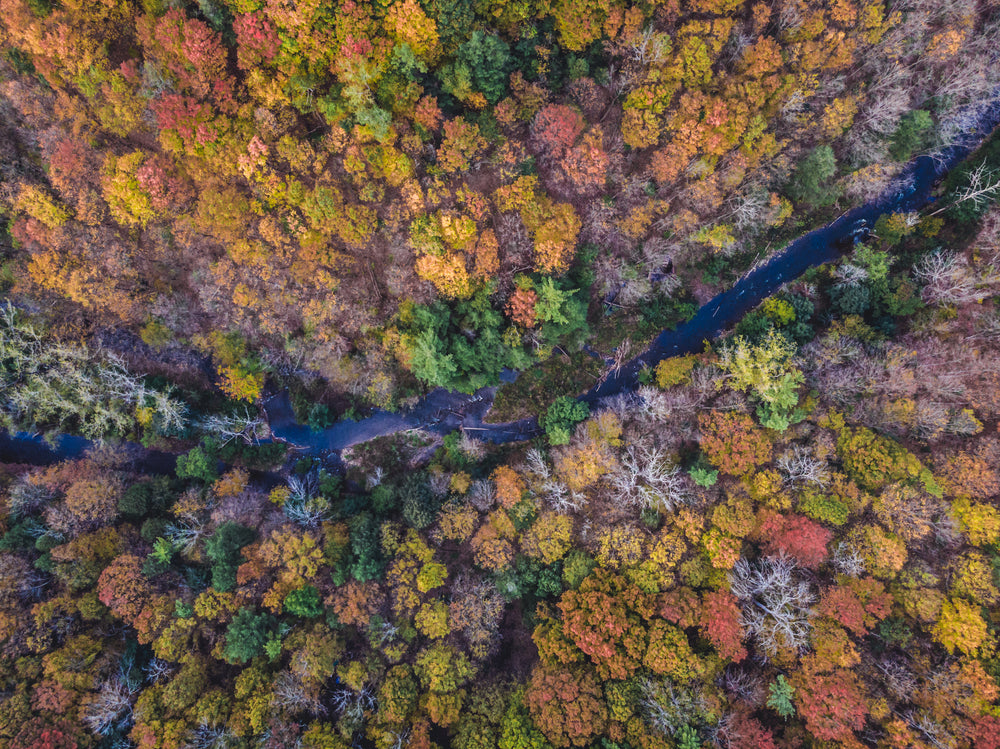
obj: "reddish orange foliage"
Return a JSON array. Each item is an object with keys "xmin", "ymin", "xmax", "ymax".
[
  {"xmin": 525, "ymin": 665, "xmax": 608, "ymax": 747},
  {"xmin": 507, "ymin": 286, "xmax": 538, "ymax": 327},
  {"xmin": 556, "ymin": 129, "xmax": 609, "ymax": 196},
  {"xmin": 699, "ymin": 589, "xmax": 747, "ymax": 662},
  {"xmin": 97, "ymin": 554, "xmax": 151, "ymax": 624},
  {"xmin": 470, "ymin": 522, "xmax": 515, "ymax": 571},
  {"xmin": 756, "ymin": 510, "xmax": 832, "ymax": 569},
  {"xmin": 818, "ymin": 577, "xmax": 892, "ymax": 636},
  {"xmin": 792, "ymin": 666, "xmax": 868, "ymax": 743},
  {"xmin": 698, "ymin": 411, "xmax": 773, "ymax": 476},
  {"xmin": 531, "ymin": 104, "xmax": 585, "ymax": 154},
  {"xmin": 329, "ymin": 580, "xmax": 384, "ymax": 628},
  {"xmin": 492, "ymin": 466, "xmax": 525, "ymax": 508},
  {"xmin": 471, "ymin": 229, "xmax": 500, "ymax": 278},
  {"xmin": 658, "ymin": 586, "xmax": 701, "ymax": 628},
  {"xmin": 558, "ymin": 569, "xmax": 653, "ymax": 680}
]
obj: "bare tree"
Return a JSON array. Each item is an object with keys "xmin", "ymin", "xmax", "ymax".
[
  {"xmin": 608, "ymin": 443, "xmax": 693, "ymax": 512},
  {"xmin": 725, "ymin": 185, "xmax": 771, "ymax": 235},
  {"xmin": 428, "ymin": 471, "xmax": 451, "ymax": 497},
  {"xmin": 449, "ymin": 575, "xmax": 505, "ymax": 659},
  {"xmin": 467, "ymin": 479, "xmax": 496, "ymax": 512},
  {"xmin": 540, "ymin": 477, "xmax": 586, "ymax": 514},
  {"xmin": 831, "ymin": 542, "xmax": 866, "ymax": 577},
  {"xmin": 844, "ymin": 65, "xmax": 910, "ymax": 164},
  {"xmin": 641, "ymin": 678, "xmax": 710, "ymax": 737},
  {"xmin": 182, "ymin": 724, "xmax": 243, "ymax": 749},
  {"xmin": 642, "ymin": 237, "xmax": 677, "ymax": 273},
  {"xmin": 634, "ymin": 386, "xmax": 673, "ymax": 422},
  {"xmin": 524, "ymin": 448, "xmax": 551, "ymax": 480},
  {"xmin": 931, "ymin": 511, "xmax": 961, "ymax": 548},
  {"xmin": 330, "ymin": 685, "xmax": 376, "ymax": 724},
  {"xmin": 82, "ymin": 675, "xmax": 136, "ymax": 736},
  {"xmin": 522, "ymin": 447, "xmax": 586, "ymax": 512},
  {"xmin": 166, "ymin": 519, "xmax": 208, "ymax": 555},
  {"xmin": 906, "ymin": 712, "xmax": 957, "ymax": 749},
  {"xmin": 721, "ymin": 666, "xmax": 766, "ymax": 707},
  {"xmin": 199, "ymin": 408, "xmax": 270, "ymax": 445},
  {"xmin": 271, "ymin": 671, "xmax": 326, "ymax": 716},
  {"xmin": 729, "ymin": 554, "xmax": 815, "ymax": 656},
  {"xmin": 611, "ymin": 339, "xmax": 632, "ymax": 378},
  {"xmin": 143, "ymin": 657, "xmax": 174, "ymax": 684},
  {"xmin": 366, "ymin": 466, "xmax": 384, "ymax": 489},
  {"xmin": 874, "ymin": 658, "xmax": 917, "ymax": 702},
  {"xmin": 913, "ymin": 250, "xmax": 994, "ymax": 304},
  {"xmin": 628, "ymin": 27, "xmax": 670, "ymax": 66},
  {"xmin": 5, "ymin": 476, "xmax": 55, "ymax": 518},
  {"xmin": 776, "ymin": 445, "xmax": 829, "ymax": 487},
  {"xmin": 283, "ymin": 470, "xmax": 332, "ymax": 528},
  {"xmin": 929, "ymin": 161, "xmax": 1000, "ymax": 216},
  {"xmin": 457, "ymin": 432, "xmax": 486, "ymax": 461}
]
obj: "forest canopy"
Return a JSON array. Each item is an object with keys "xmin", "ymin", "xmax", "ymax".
[{"xmin": 2, "ymin": 0, "xmax": 1000, "ymax": 747}]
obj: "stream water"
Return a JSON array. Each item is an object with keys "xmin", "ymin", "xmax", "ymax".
[
  {"xmin": 3, "ymin": 99, "xmax": 999, "ymax": 466},
  {"xmin": 263, "ymin": 100, "xmax": 1000, "ymax": 452}
]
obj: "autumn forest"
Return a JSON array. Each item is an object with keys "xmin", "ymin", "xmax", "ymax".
[{"xmin": 3, "ymin": 0, "xmax": 1000, "ymax": 747}]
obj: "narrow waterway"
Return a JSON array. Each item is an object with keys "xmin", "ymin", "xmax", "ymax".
[
  {"xmin": 3, "ymin": 99, "xmax": 999, "ymax": 465},
  {"xmin": 263, "ymin": 100, "xmax": 1000, "ymax": 451}
]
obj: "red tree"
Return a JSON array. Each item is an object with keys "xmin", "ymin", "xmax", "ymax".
[
  {"xmin": 11, "ymin": 717, "xmax": 80, "ymax": 749},
  {"xmin": 525, "ymin": 665, "xmax": 608, "ymax": 748},
  {"xmin": 793, "ymin": 667, "xmax": 868, "ymax": 742},
  {"xmin": 135, "ymin": 155, "xmax": 194, "ymax": 213},
  {"xmin": 97, "ymin": 554, "xmax": 151, "ymax": 624},
  {"xmin": 756, "ymin": 511, "xmax": 832, "ymax": 569},
  {"xmin": 699, "ymin": 589, "xmax": 747, "ymax": 662},
  {"xmin": 233, "ymin": 13, "xmax": 281, "ymax": 70},
  {"xmin": 136, "ymin": 9, "xmax": 228, "ymax": 99},
  {"xmin": 817, "ymin": 577, "xmax": 892, "ymax": 636},
  {"xmin": 530, "ymin": 104, "xmax": 585, "ymax": 154},
  {"xmin": 974, "ymin": 715, "xmax": 1000, "ymax": 749}
]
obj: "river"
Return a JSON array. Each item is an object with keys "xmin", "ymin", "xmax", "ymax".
[
  {"xmin": 263, "ymin": 99, "xmax": 1000, "ymax": 451},
  {"xmin": 3, "ymin": 99, "xmax": 999, "ymax": 466}
]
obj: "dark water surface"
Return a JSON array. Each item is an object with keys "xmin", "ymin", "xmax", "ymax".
[
  {"xmin": 4, "ymin": 100, "xmax": 999, "ymax": 464},
  {"xmin": 264, "ymin": 101, "xmax": 1000, "ymax": 451}
]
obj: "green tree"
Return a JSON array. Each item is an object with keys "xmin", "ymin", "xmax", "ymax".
[
  {"xmin": 829, "ymin": 283, "xmax": 871, "ymax": 316},
  {"xmin": 890, "ymin": 110, "xmax": 933, "ymax": 161},
  {"xmin": 499, "ymin": 693, "xmax": 552, "ymax": 749},
  {"xmin": 534, "ymin": 278, "xmax": 589, "ymax": 349},
  {"xmin": 284, "ymin": 585, "xmax": 323, "ymax": 618},
  {"xmin": 224, "ymin": 607, "xmax": 276, "ymax": 663},
  {"xmin": 400, "ymin": 475, "xmax": 440, "ymax": 529},
  {"xmin": 349, "ymin": 512, "xmax": 384, "ymax": 583},
  {"xmin": 456, "ymin": 32, "xmax": 511, "ymax": 104},
  {"xmin": 786, "ymin": 145, "xmax": 840, "ymax": 206},
  {"xmin": 175, "ymin": 443, "xmax": 218, "ymax": 483},
  {"xmin": 718, "ymin": 329, "xmax": 803, "ymax": 415},
  {"xmin": 400, "ymin": 290, "xmax": 531, "ymax": 393},
  {"xmin": 767, "ymin": 674, "xmax": 796, "ymax": 719},
  {"xmin": 119, "ymin": 476, "xmax": 175, "ymax": 518},
  {"xmin": 542, "ymin": 397, "xmax": 590, "ymax": 446},
  {"xmin": 205, "ymin": 522, "xmax": 256, "ymax": 592}
]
